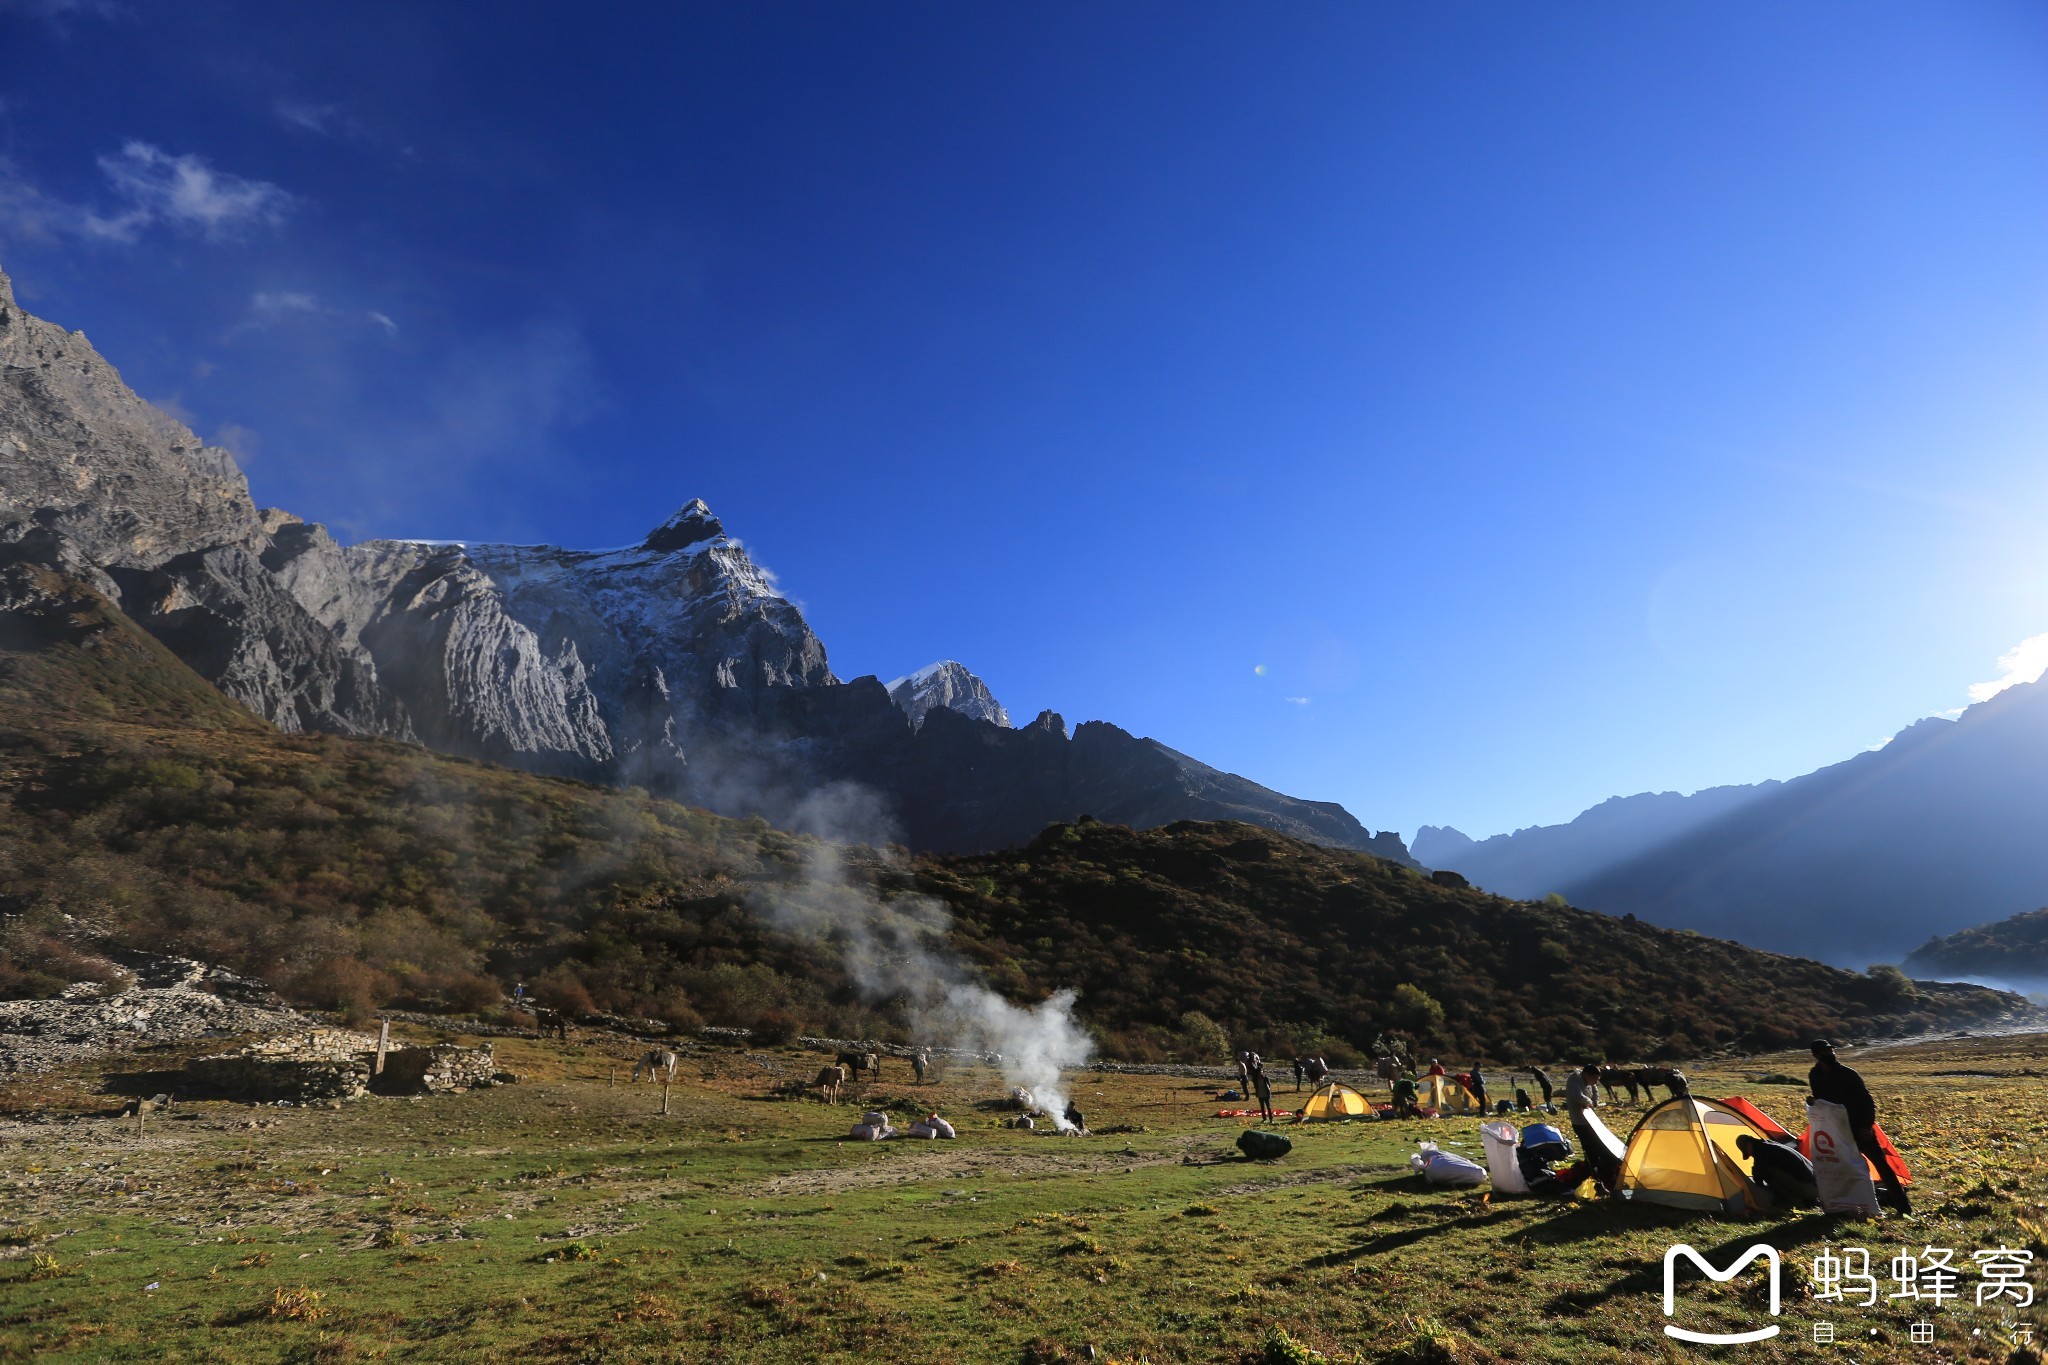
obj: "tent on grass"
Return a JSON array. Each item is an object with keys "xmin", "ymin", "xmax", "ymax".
[
  {"xmin": 1299, "ymin": 1080, "xmax": 1373, "ymax": 1121},
  {"xmin": 1618, "ymin": 1096, "xmax": 1769, "ymax": 1215},
  {"xmin": 1420, "ymin": 1073, "xmax": 1485, "ymax": 1116}
]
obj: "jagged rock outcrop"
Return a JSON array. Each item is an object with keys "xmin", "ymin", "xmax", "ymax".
[
  {"xmin": 0, "ymin": 260, "xmax": 1410, "ymax": 860},
  {"xmin": 888, "ymin": 660, "xmax": 1011, "ymax": 729},
  {"xmin": 0, "ymin": 264, "xmax": 403, "ymax": 736}
]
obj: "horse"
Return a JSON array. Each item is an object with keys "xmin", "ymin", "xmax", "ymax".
[
  {"xmin": 1375, "ymin": 1054, "xmax": 1403, "ymax": 1094},
  {"xmin": 814, "ymin": 1064, "xmax": 849, "ymax": 1104},
  {"xmin": 836, "ymin": 1051, "xmax": 881, "ymax": 1084},
  {"xmin": 533, "ymin": 1006, "xmax": 569, "ymax": 1040},
  {"xmin": 633, "ymin": 1049, "xmax": 678, "ymax": 1083}
]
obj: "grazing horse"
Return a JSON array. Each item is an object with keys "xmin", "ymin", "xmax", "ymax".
[
  {"xmin": 633, "ymin": 1049, "xmax": 678, "ymax": 1083},
  {"xmin": 836, "ymin": 1051, "xmax": 881, "ymax": 1084},
  {"xmin": 814, "ymin": 1064, "xmax": 849, "ymax": 1104},
  {"xmin": 533, "ymin": 1006, "xmax": 569, "ymax": 1040},
  {"xmin": 1374, "ymin": 1054, "xmax": 1403, "ymax": 1094},
  {"xmin": 1633, "ymin": 1066, "xmax": 1676, "ymax": 1102}
]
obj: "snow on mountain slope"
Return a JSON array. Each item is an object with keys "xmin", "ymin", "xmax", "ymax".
[{"xmin": 887, "ymin": 660, "xmax": 1010, "ymax": 729}]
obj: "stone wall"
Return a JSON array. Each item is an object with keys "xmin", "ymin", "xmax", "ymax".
[
  {"xmin": 183, "ymin": 1053, "xmax": 371, "ymax": 1102},
  {"xmin": 374, "ymin": 1043, "xmax": 502, "ymax": 1095},
  {"xmin": 182, "ymin": 1033, "xmax": 504, "ymax": 1102}
]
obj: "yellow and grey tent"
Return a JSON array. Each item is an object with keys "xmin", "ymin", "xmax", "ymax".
[
  {"xmin": 1420, "ymin": 1074, "xmax": 1485, "ymax": 1116},
  {"xmin": 1619, "ymin": 1097, "xmax": 1769, "ymax": 1215},
  {"xmin": 1299, "ymin": 1081, "xmax": 1373, "ymax": 1121}
]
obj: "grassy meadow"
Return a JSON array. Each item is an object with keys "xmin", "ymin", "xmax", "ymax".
[{"xmin": 4, "ymin": 1028, "xmax": 2048, "ymax": 1364}]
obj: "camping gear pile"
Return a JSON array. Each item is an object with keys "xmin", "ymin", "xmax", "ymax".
[
  {"xmin": 849, "ymin": 1109, "xmax": 959, "ymax": 1140},
  {"xmin": 1481, "ymin": 1121, "xmax": 1580, "ymax": 1196},
  {"xmin": 1472, "ymin": 1096, "xmax": 1911, "ymax": 1217},
  {"xmin": 1411, "ymin": 1139, "xmax": 1489, "ymax": 1186},
  {"xmin": 1238, "ymin": 1129, "xmax": 1294, "ymax": 1160}
]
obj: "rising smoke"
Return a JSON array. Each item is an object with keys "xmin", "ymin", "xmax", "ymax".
[{"xmin": 756, "ymin": 782, "xmax": 1095, "ymax": 1131}]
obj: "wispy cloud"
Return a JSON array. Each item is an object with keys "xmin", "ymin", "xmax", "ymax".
[
  {"xmin": 0, "ymin": 0, "xmax": 124, "ymax": 31},
  {"xmin": 1967, "ymin": 631, "xmax": 2048, "ymax": 705},
  {"xmin": 273, "ymin": 100, "xmax": 366, "ymax": 140},
  {"xmin": 89, "ymin": 142, "xmax": 294, "ymax": 242},
  {"xmin": 1284, "ymin": 695, "xmax": 1311, "ymax": 705},
  {"xmin": 0, "ymin": 143, "xmax": 293, "ymax": 245},
  {"xmin": 230, "ymin": 291, "xmax": 398, "ymax": 340},
  {"xmin": 251, "ymin": 290, "xmax": 319, "ymax": 317}
]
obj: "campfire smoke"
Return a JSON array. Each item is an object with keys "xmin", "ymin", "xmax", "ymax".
[{"xmin": 756, "ymin": 785, "xmax": 1094, "ymax": 1130}]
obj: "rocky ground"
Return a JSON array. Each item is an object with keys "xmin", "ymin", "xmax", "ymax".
[{"xmin": 0, "ymin": 952, "xmax": 311, "ymax": 1075}]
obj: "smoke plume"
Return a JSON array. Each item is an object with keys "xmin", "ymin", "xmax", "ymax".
[{"xmin": 757, "ymin": 783, "xmax": 1094, "ymax": 1130}]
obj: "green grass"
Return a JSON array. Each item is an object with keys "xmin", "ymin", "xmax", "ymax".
[{"xmin": 4, "ymin": 1030, "xmax": 2047, "ymax": 1363}]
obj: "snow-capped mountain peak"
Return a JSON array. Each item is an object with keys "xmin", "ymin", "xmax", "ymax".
[{"xmin": 887, "ymin": 660, "xmax": 1011, "ymax": 729}]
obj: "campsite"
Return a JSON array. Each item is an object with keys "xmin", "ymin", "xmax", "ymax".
[{"xmin": 4, "ymin": 1026, "xmax": 2046, "ymax": 1364}]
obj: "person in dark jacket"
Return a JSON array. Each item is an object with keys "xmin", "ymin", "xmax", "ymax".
[
  {"xmin": 1530, "ymin": 1067, "xmax": 1554, "ymax": 1109},
  {"xmin": 1564, "ymin": 1063, "xmax": 1618, "ymax": 1189},
  {"xmin": 1737, "ymin": 1134, "xmax": 1819, "ymax": 1209},
  {"xmin": 1809, "ymin": 1040, "xmax": 1909, "ymax": 1213},
  {"xmin": 1390, "ymin": 1075, "xmax": 1420, "ymax": 1118},
  {"xmin": 1062, "ymin": 1100, "xmax": 1086, "ymax": 1134},
  {"xmin": 1467, "ymin": 1066, "xmax": 1488, "ymax": 1113},
  {"xmin": 1251, "ymin": 1064, "xmax": 1275, "ymax": 1122}
]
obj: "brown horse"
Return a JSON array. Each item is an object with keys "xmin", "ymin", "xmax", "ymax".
[{"xmin": 836, "ymin": 1051, "xmax": 881, "ymax": 1084}]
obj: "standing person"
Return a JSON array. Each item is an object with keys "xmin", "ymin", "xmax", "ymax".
[
  {"xmin": 912, "ymin": 1048, "xmax": 930, "ymax": 1084},
  {"xmin": 1291, "ymin": 1057, "xmax": 1306, "ymax": 1092},
  {"xmin": 1468, "ymin": 1065, "xmax": 1488, "ymax": 1113},
  {"xmin": 1808, "ymin": 1040, "xmax": 1911, "ymax": 1213},
  {"xmin": 1530, "ymin": 1066, "xmax": 1554, "ymax": 1109},
  {"xmin": 1565, "ymin": 1064, "xmax": 1616, "ymax": 1189},
  {"xmin": 1251, "ymin": 1064, "xmax": 1274, "ymax": 1122},
  {"xmin": 1234, "ymin": 1051, "xmax": 1252, "ymax": 1097},
  {"xmin": 1426, "ymin": 1058, "xmax": 1446, "ymax": 1077}
]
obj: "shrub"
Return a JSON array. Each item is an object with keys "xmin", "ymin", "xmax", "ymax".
[
  {"xmin": 753, "ymin": 1007, "xmax": 803, "ymax": 1046},
  {"xmin": 530, "ymin": 965, "xmax": 596, "ymax": 1017},
  {"xmin": 1389, "ymin": 983, "xmax": 1446, "ymax": 1036}
]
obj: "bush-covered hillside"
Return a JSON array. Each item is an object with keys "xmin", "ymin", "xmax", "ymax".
[
  {"xmin": 1905, "ymin": 906, "xmax": 2048, "ymax": 985},
  {"xmin": 0, "ymin": 564, "xmax": 2026, "ymax": 1059},
  {"xmin": 923, "ymin": 819, "xmax": 2021, "ymax": 1060}
]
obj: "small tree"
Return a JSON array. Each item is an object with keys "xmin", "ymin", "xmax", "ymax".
[
  {"xmin": 1177, "ymin": 1010, "xmax": 1231, "ymax": 1063},
  {"xmin": 1389, "ymin": 983, "xmax": 1446, "ymax": 1037}
]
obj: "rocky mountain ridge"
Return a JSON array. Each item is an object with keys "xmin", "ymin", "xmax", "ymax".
[{"xmin": 0, "ymin": 262, "xmax": 1409, "ymax": 859}]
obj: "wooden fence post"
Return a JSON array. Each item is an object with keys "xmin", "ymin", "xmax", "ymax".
[
  {"xmin": 661, "ymin": 1080, "xmax": 671, "ymax": 1116},
  {"xmin": 374, "ymin": 1021, "xmax": 390, "ymax": 1077}
]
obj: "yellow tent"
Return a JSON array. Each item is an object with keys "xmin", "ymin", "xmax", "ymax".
[
  {"xmin": 1420, "ymin": 1074, "xmax": 1485, "ymax": 1115},
  {"xmin": 1299, "ymin": 1081, "xmax": 1372, "ymax": 1121},
  {"xmin": 1620, "ymin": 1097, "xmax": 1768, "ymax": 1215}
]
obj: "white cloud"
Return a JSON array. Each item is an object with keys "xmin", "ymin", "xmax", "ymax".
[
  {"xmin": 0, "ymin": 144, "xmax": 293, "ymax": 246},
  {"xmin": 367, "ymin": 310, "xmax": 397, "ymax": 335},
  {"xmin": 1967, "ymin": 631, "xmax": 2048, "ymax": 705},
  {"xmin": 252, "ymin": 290, "xmax": 319, "ymax": 316},
  {"xmin": 1284, "ymin": 695, "xmax": 1311, "ymax": 705},
  {"xmin": 87, "ymin": 142, "xmax": 294, "ymax": 243}
]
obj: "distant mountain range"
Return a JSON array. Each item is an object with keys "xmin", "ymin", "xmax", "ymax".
[
  {"xmin": 0, "ymin": 261, "xmax": 1409, "ymax": 861},
  {"xmin": 1417, "ymin": 683, "xmax": 2048, "ymax": 965},
  {"xmin": 0, "ymin": 564, "xmax": 2025, "ymax": 1050}
]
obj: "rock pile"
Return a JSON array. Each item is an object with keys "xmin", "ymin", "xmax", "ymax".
[{"xmin": 0, "ymin": 953, "xmax": 310, "ymax": 1074}]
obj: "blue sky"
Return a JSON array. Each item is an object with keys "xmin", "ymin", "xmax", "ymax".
[{"xmin": 5, "ymin": 2, "xmax": 2048, "ymax": 843}]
